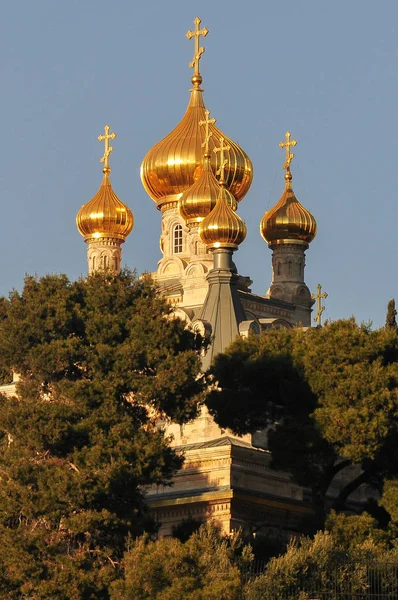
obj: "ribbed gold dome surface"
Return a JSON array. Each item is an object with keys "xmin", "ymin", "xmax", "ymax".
[
  {"xmin": 178, "ymin": 153, "xmax": 237, "ymax": 228},
  {"xmin": 260, "ymin": 171, "xmax": 317, "ymax": 246},
  {"xmin": 199, "ymin": 186, "xmax": 246, "ymax": 249},
  {"xmin": 76, "ymin": 170, "xmax": 134, "ymax": 242},
  {"xmin": 141, "ymin": 89, "xmax": 253, "ymax": 210}
]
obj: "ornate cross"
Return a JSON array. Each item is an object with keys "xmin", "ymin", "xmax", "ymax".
[
  {"xmin": 98, "ymin": 125, "xmax": 116, "ymax": 171},
  {"xmin": 312, "ymin": 284, "xmax": 328, "ymax": 327},
  {"xmin": 186, "ymin": 17, "xmax": 208, "ymax": 74},
  {"xmin": 279, "ymin": 131, "xmax": 297, "ymax": 170},
  {"xmin": 199, "ymin": 109, "xmax": 216, "ymax": 154},
  {"xmin": 214, "ymin": 137, "xmax": 231, "ymax": 184}
]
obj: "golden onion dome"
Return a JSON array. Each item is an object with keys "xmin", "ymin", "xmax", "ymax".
[
  {"xmin": 178, "ymin": 151, "xmax": 237, "ymax": 228},
  {"xmin": 260, "ymin": 169, "xmax": 317, "ymax": 246},
  {"xmin": 140, "ymin": 18, "xmax": 253, "ymax": 211},
  {"xmin": 76, "ymin": 126, "xmax": 134, "ymax": 242},
  {"xmin": 261, "ymin": 132, "xmax": 317, "ymax": 247},
  {"xmin": 199, "ymin": 185, "xmax": 246, "ymax": 249}
]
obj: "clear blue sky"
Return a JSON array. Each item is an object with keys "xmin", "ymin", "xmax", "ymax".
[{"xmin": 1, "ymin": 0, "xmax": 396, "ymax": 327}]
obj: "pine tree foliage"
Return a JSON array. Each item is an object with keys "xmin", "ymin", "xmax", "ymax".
[
  {"xmin": 111, "ymin": 522, "xmax": 252, "ymax": 600},
  {"xmin": 0, "ymin": 271, "xmax": 205, "ymax": 599},
  {"xmin": 244, "ymin": 529, "xmax": 398, "ymax": 600},
  {"xmin": 206, "ymin": 319, "xmax": 398, "ymax": 527}
]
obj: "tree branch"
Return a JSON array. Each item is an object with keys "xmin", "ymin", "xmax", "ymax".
[
  {"xmin": 332, "ymin": 465, "xmax": 376, "ymax": 511},
  {"xmin": 319, "ymin": 459, "xmax": 352, "ymax": 496}
]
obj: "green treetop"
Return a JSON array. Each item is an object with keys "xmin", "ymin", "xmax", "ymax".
[
  {"xmin": 206, "ymin": 319, "xmax": 398, "ymax": 530},
  {"xmin": 0, "ymin": 271, "xmax": 205, "ymax": 599}
]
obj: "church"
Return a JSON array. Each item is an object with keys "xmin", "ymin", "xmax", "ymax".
[
  {"xmin": 74, "ymin": 17, "xmax": 325, "ymax": 537},
  {"xmin": 2, "ymin": 17, "xmax": 330, "ymax": 538}
]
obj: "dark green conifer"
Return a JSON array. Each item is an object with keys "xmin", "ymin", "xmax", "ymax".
[
  {"xmin": 206, "ymin": 319, "xmax": 398, "ymax": 530},
  {"xmin": 0, "ymin": 270, "xmax": 205, "ymax": 598},
  {"xmin": 386, "ymin": 298, "xmax": 397, "ymax": 329}
]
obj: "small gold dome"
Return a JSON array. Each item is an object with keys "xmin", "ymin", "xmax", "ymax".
[
  {"xmin": 178, "ymin": 153, "xmax": 237, "ymax": 228},
  {"xmin": 260, "ymin": 170, "xmax": 317, "ymax": 246},
  {"xmin": 199, "ymin": 186, "xmax": 246, "ymax": 249},
  {"xmin": 76, "ymin": 169, "xmax": 134, "ymax": 242},
  {"xmin": 140, "ymin": 86, "xmax": 253, "ymax": 211}
]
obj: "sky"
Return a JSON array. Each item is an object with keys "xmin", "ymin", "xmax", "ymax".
[{"xmin": 1, "ymin": 0, "xmax": 397, "ymax": 328}]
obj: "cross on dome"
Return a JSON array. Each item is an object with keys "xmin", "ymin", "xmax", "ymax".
[
  {"xmin": 98, "ymin": 125, "xmax": 117, "ymax": 173},
  {"xmin": 199, "ymin": 109, "xmax": 216, "ymax": 155},
  {"xmin": 186, "ymin": 17, "xmax": 208, "ymax": 76},
  {"xmin": 214, "ymin": 137, "xmax": 231, "ymax": 185},
  {"xmin": 279, "ymin": 131, "xmax": 297, "ymax": 171}
]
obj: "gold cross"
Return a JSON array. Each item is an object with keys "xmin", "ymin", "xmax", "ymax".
[
  {"xmin": 279, "ymin": 131, "xmax": 297, "ymax": 170},
  {"xmin": 199, "ymin": 109, "xmax": 216, "ymax": 154},
  {"xmin": 312, "ymin": 284, "xmax": 328, "ymax": 327},
  {"xmin": 98, "ymin": 125, "xmax": 116, "ymax": 171},
  {"xmin": 186, "ymin": 17, "xmax": 208, "ymax": 74},
  {"xmin": 214, "ymin": 137, "xmax": 231, "ymax": 184}
]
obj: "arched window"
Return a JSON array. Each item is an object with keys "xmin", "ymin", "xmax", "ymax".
[
  {"xmin": 288, "ymin": 260, "xmax": 292, "ymax": 276},
  {"xmin": 173, "ymin": 224, "xmax": 183, "ymax": 254},
  {"xmin": 92, "ymin": 256, "xmax": 96, "ymax": 271},
  {"xmin": 277, "ymin": 262, "xmax": 281, "ymax": 276},
  {"xmin": 103, "ymin": 255, "xmax": 108, "ymax": 269}
]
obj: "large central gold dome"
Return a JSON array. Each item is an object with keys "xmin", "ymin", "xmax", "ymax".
[
  {"xmin": 141, "ymin": 88, "xmax": 253, "ymax": 210},
  {"xmin": 140, "ymin": 18, "xmax": 253, "ymax": 211}
]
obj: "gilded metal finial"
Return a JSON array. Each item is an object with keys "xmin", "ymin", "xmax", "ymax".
[
  {"xmin": 214, "ymin": 137, "xmax": 231, "ymax": 185},
  {"xmin": 312, "ymin": 284, "xmax": 328, "ymax": 327},
  {"xmin": 186, "ymin": 17, "xmax": 208, "ymax": 78},
  {"xmin": 98, "ymin": 125, "xmax": 116, "ymax": 173},
  {"xmin": 279, "ymin": 131, "xmax": 297, "ymax": 171},
  {"xmin": 199, "ymin": 109, "xmax": 216, "ymax": 155}
]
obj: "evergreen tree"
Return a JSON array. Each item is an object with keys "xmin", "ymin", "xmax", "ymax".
[
  {"xmin": 244, "ymin": 529, "xmax": 397, "ymax": 600},
  {"xmin": 0, "ymin": 271, "xmax": 205, "ymax": 599},
  {"xmin": 111, "ymin": 522, "xmax": 252, "ymax": 600},
  {"xmin": 206, "ymin": 320, "xmax": 398, "ymax": 529},
  {"xmin": 386, "ymin": 298, "xmax": 397, "ymax": 330}
]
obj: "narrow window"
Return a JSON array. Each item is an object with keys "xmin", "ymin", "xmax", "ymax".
[
  {"xmin": 103, "ymin": 255, "xmax": 108, "ymax": 269},
  {"xmin": 173, "ymin": 224, "xmax": 183, "ymax": 254},
  {"xmin": 277, "ymin": 262, "xmax": 281, "ymax": 276}
]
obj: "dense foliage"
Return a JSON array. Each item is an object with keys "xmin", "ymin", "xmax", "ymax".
[
  {"xmin": 112, "ymin": 519, "xmax": 398, "ymax": 600},
  {"xmin": 111, "ymin": 522, "xmax": 252, "ymax": 600},
  {"xmin": 245, "ymin": 526, "xmax": 398, "ymax": 600},
  {"xmin": 1, "ymin": 274, "xmax": 398, "ymax": 597},
  {"xmin": 206, "ymin": 319, "xmax": 398, "ymax": 529},
  {"xmin": 0, "ymin": 271, "xmax": 205, "ymax": 599}
]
